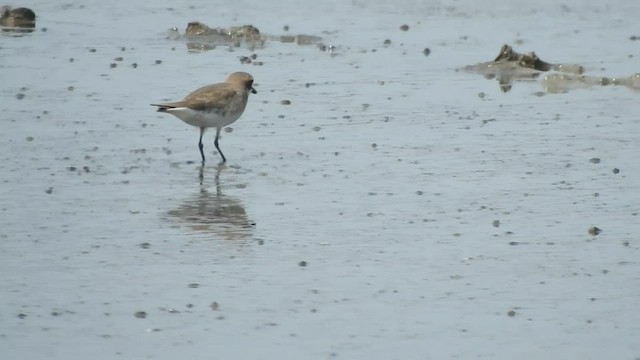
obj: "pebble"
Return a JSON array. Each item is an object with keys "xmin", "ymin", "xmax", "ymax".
[
  {"xmin": 134, "ymin": 311, "xmax": 147, "ymax": 319},
  {"xmin": 588, "ymin": 226, "xmax": 602, "ymax": 236}
]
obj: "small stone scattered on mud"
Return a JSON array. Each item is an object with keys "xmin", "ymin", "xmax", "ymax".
[
  {"xmin": 16, "ymin": 93, "xmax": 25, "ymax": 100},
  {"xmin": 588, "ymin": 226, "xmax": 602, "ymax": 236},
  {"xmin": 283, "ymin": 25, "xmax": 289, "ymax": 31},
  {"xmin": 400, "ymin": 24, "xmax": 409, "ymax": 31},
  {"xmin": 210, "ymin": 302, "xmax": 219, "ymax": 311},
  {"xmin": 134, "ymin": 311, "xmax": 147, "ymax": 319},
  {"xmin": 371, "ymin": 143, "xmax": 378, "ymax": 149},
  {"xmin": 45, "ymin": 187, "xmax": 53, "ymax": 194},
  {"xmin": 26, "ymin": 136, "xmax": 33, "ymax": 141},
  {"xmin": 507, "ymin": 310, "xmax": 516, "ymax": 317},
  {"xmin": 478, "ymin": 92, "xmax": 486, "ymax": 99},
  {"xmin": 299, "ymin": 261, "xmax": 307, "ymax": 267},
  {"xmin": 154, "ymin": 60, "xmax": 162, "ymax": 64},
  {"xmin": 239, "ymin": 56, "xmax": 251, "ymax": 64},
  {"xmin": 312, "ymin": 126, "xmax": 321, "ymax": 132},
  {"xmin": 131, "ymin": 63, "xmax": 138, "ymax": 68},
  {"xmin": 138, "ymin": 242, "xmax": 151, "ymax": 249},
  {"xmin": 17, "ymin": 313, "xmax": 27, "ymax": 319},
  {"xmin": 589, "ymin": 158, "xmax": 601, "ymax": 164},
  {"xmin": 69, "ymin": 58, "xmax": 74, "ymax": 62},
  {"xmin": 492, "ymin": 220, "xmax": 500, "ymax": 227},
  {"xmin": 383, "ymin": 39, "xmax": 391, "ymax": 46},
  {"xmin": 612, "ymin": 168, "xmax": 620, "ymax": 174},
  {"xmin": 423, "ymin": 48, "xmax": 431, "ymax": 56},
  {"xmin": 89, "ymin": 48, "xmax": 96, "ymax": 52},
  {"xmin": 280, "ymin": 99, "xmax": 291, "ymax": 105},
  {"xmin": 317, "ymin": 43, "xmax": 336, "ymax": 52},
  {"xmin": 67, "ymin": 86, "xmax": 75, "ymax": 91},
  {"xmin": 110, "ymin": 63, "xmax": 117, "ymax": 68},
  {"xmin": 250, "ymin": 53, "xmax": 257, "ymax": 60},
  {"xmin": 187, "ymin": 283, "xmax": 200, "ymax": 288},
  {"xmin": 114, "ymin": 57, "xmax": 123, "ymax": 61},
  {"xmin": 630, "ymin": 35, "xmax": 640, "ymax": 41}
]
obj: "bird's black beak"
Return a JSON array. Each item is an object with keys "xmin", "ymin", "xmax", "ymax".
[{"xmin": 247, "ymin": 80, "xmax": 257, "ymax": 94}]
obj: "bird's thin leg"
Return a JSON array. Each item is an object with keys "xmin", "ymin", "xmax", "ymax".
[
  {"xmin": 198, "ymin": 127, "xmax": 206, "ymax": 164},
  {"xmin": 214, "ymin": 126, "xmax": 226, "ymax": 163}
]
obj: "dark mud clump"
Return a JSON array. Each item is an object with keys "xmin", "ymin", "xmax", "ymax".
[
  {"xmin": 493, "ymin": 44, "xmax": 555, "ymax": 72},
  {"xmin": 588, "ymin": 226, "xmax": 602, "ymax": 236},
  {"xmin": 0, "ymin": 6, "xmax": 36, "ymax": 31}
]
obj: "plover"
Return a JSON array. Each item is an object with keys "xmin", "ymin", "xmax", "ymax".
[{"xmin": 151, "ymin": 72, "xmax": 257, "ymax": 163}]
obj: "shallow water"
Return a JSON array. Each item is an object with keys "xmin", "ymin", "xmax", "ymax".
[{"xmin": 1, "ymin": 0, "xmax": 640, "ymax": 359}]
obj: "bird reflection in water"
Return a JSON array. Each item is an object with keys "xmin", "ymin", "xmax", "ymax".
[{"xmin": 165, "ymin": 164, "xmax": 254, "ymax": 241}]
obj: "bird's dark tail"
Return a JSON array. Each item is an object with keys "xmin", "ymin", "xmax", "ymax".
[{"xmin": 150, "ymin": 104, "xmax": 174, "ymax": 112}]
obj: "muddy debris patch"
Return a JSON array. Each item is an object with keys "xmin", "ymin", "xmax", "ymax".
[
  {"xmin": 167, "ymin": 22, "xmax": 324, "ymax": 52},
  {"xmin": 0, "ymin": 6, "xmax": 35, "ymax": 32},
  {"xmin": 459, "ymin": 44, "xmax": 640, "ymax": 93}
]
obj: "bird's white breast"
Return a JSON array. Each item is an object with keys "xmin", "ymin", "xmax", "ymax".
[{"xmin": 165, "ymin": 107, "xmax": 241, "ymax": 128}]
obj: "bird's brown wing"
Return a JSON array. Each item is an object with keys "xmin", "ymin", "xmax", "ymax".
[{"xmin": 182, "ymin": 83, "xmax": 240, "ymax": 111}]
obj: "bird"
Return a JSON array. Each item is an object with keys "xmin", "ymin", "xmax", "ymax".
[{"xmin": 151, "ymin": 71, "xmax": 256, "ymax": 164}]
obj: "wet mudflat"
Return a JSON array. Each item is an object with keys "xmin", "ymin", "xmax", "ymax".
[{"xmin": 1, "ymin": 0, "xmax": 639, "ymax": 359}]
